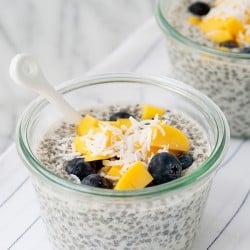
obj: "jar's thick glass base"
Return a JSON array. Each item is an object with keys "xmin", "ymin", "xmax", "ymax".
[{"xmin": 32, "ymin": 173, "xmax": 213, "ymax": 250}]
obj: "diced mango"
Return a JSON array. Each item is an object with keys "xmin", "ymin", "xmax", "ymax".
[
  {"xmin": 100, "ymin": 119, "xmax": 131, "ymax": 133},
  {"xmin": 188, "ymin": 16, "xmax": 201, "ymax": 25},
  {"xmin": 117, "ymin": 119, "xmax": 132, "ymax": 129},
  {"xmin": 77, "ymin": 115, "xmax": 99, "ymax": 136},
  {"xmin": 84, "ymin": 154, "xmax": 110, "ymax": 162},
  {"xmin": 74, "ymin": 126, "xmax": 114, "ymax": 159},
  {"xmin": 142, "ymin": 104, "xmax": 166, "ymax": 120},
  {"xmin": 206, "ymin": 30, "xmax": 233, "ymax": 43},
  {"xmin": 107, "ymin": 165, "xmax": 122, "ymax": 177},
  {"xmin": 225, "ymin": 17, "xmax": 245, "ymax": 37},
  {"xmin": 150, "ymin": 124, "xmax": 190, "ymax": 152},
  {"xmin": 74, "ymin": 136, "xmax": 111, "ymax": 161},
  {"xmin": 73, "ymin": 136, "xmax": 89, "ymax": 154},
  {"xmin": 103, "ymin": 129, "xmax": 114, "ymax": 147},
  {"xmin": 168, "ymin": 149, "xmax": 182, "ymax": 155},
  {"xmin": 199, "ymin": 17, "xmax": 245, "ymax": 43},
  {"xmin": 99, "ymin": 120, "xmax": 120, "ymax": 128},
  {"xmin": 114, "ymin": 161, "xmax": 153, "ymax": 190},
  {"xmin": 147, "ymin": 146, "xmax": 160, "ymax": 157},
  {"xmin": 101, "ymin": 166, "xmax": 111, "ymax": 173},
  {"xmin": 199, "ymin": 17, "xmax": 226, "ymax": 33}
]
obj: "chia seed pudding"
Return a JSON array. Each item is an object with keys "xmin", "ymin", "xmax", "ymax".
[
  {"xmin": 156, "ymin": 0, "xmax": 250, "ymax": 138},
  {"xmin": 15, "ymin": 75, "xmax": 229, "ymax": 250},
  {"xmin": 34, "ymin": 104, "xmax": 211, "ymax": 250}
]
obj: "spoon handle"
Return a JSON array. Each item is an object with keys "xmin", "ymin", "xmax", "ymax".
[
  {"xmin": 9, "ymin": 54, "xmax": 82, "ymax": 124},
  {"xmin": 40, "ymin": 84, "xmax": 83, "ymax": 124}
]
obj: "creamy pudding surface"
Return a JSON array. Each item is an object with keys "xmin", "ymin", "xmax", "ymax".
[
  {"xmin": 157, "ymin": 0, "xmax": 250, "ymax": 138},
  {"xmin": 37, "ymin": 104, "xmax": 210, "ymax": 187}
]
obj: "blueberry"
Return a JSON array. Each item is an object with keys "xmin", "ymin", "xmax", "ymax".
[
  {"xmin": 82, "ymin": 174, "xmax": 113, "ymax": 189},
  {"xmin": 188, "ymin": 2, "xmax": 210, "ymax": 16},
  {"xmin": 91, "ymin": 160, "xmax": 103, "ymax": 171},
  {"xmin": 241, "ymin": 47, "xmax": 250, "ymax": 53},
  {"xmin": 219, "ymin": 41, "xmax": 238, "ymax": 49},
  {"xmin": 177, "ymin": 154, "xmax": 194, "ymax": 170},
  {"xmin": 65, "ymin": 158, "xmax": 97, "ymax": 180},
  {"xmin": 100, "ymin": 177, "xmax": 113, "ymax": 189},
  {"xmin": 148, "ymin": 152, "xmax": 182, "ymax": 185},
  {"xmin": 109, "ymin": 111, "xmax": 132, "ymax": 121}
]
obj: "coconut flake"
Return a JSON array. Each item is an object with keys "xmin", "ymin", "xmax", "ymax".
[{"xmin": 77, "ymin": 116, "xmax": 169, "ymax": 172}]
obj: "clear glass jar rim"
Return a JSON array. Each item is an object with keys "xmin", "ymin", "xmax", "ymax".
[
  {"xmin": 16, "ymin": 73, "xmax": 230, "ymax": 198},
  {"xmin": 155, "ymin": 0, "xmax": 250, "ymax": 60}
]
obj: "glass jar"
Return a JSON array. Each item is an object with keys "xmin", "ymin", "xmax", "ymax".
[
  {"xmin": 16, "ymin": 74, "xmax": 229, "ymax": 250},
  {"xmin": 155, "ymin": 0, "xmax": 250, "ymax": 138}
]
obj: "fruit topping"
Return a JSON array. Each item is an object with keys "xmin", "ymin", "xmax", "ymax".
[
  {"xmin": 65, "ymin": 158, "xmax": 97, "ymax": 180},
  {"xmin": 177, "ymin": 154, "xmax": 194, "ymax": 170},
  {"xmin": 148, "ymin": 152, "xmax": 182, "ymax": 185},
  {"xmin": 82, "ymin": 174, "xmax": 113, "ymax": 189},
  {"xmin": 199, "ymin": 17, "xmax": 245, "ymax": 43},
  {"xmin": 107, "ymin": 165, "xmax": 122, "ymax": 178},
  {"xmin": 150, "ymin": 124, "xmax": 190, "ymax": 153},
  {"xmin": 188, "ymin": 2, "xmax": 210, "ymax": 16},
  {"xmin": 188, "ymin": 16, "xmax": 201, "ymax": 25},
  {"xmin": 189, "ymin": 0, "xmax": 250, "ymax": 47},
  {"xmin": 114, "ymin": 161, "xmax": 153, "ymax": 190},
  {"xmin": 77, "ymin": 115, "xmax": 98, "ymax": 136},
  {"xmin": 71, "ymin": 105, "xmax": 192, "ymax": 190},
  {"xmin": 109, "ymin": 111, "xmax": 132, "ymax": 121},
  {"xmin": 206, "ymin": 30, "xmax": 233, "ymax": 44},
  {"xmin": 142, "ymin": 104, "xmax": 165, "ymax": 119}
]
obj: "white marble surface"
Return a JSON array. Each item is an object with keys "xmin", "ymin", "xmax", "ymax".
[{"xmin": 0, "ymin": 0, "xmax": 155, "ymax": 153}]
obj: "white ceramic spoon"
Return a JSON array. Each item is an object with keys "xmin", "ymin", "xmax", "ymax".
[{"xmin": 9, "ymin": 54, "xmax": 82, "ymax": 124}]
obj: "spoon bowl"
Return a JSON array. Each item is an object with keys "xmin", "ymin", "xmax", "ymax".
[{"xmin": 9, "ymin": 54, "xmax": 82, "ymax": 124}]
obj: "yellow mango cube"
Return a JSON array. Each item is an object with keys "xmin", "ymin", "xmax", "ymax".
[
  {"xmin": 74, "ymin": 136, "xmax": 111, "ymax": 161},
  {"xmin": 74, "ymin": 125, "xmax": 114, "ymax": 159},
  {"xmin": 84, "ymin": 153, "xmax": 110, "ymax": 162},
  {"xmin": 99, "ymin": 120, "xmax": 120, "ymax": 128},
  {"xmin": 77, "ymin": 115, "xmax": 99, "ymax": 136},
  {"xmin": 147, "ymin": 146, "xmax": 160, "ymax": 158},
  {"xmin": 117, "ymin": 119, "xmax": 132, "ymax": 129},
  {"xmin": 107, "ymin": 165, "xmax": 122, "ymax": 177},
  {"xmin": 225, "ymin": 17, "xmax": 245, "ymax": 37},
  {"xmin": 142, "ymin": 104, "xmax": 166, "ymax": 120},
  {"xmin": 188, "ymin": 16, "xmax": 201, "ymax": 25},
  {"xmin": 150, "ymin": 124, "xmax": 190, "ymax": 152},
  {"xmin": 199, "ymin": 17, "xmax": 244, "ymax": 43},
  {"xmin": 73, "ymin": 136, "xmax": 89, "ymax": 154},
  {"xmin": 206, "ymin": 30, "xmax": 233, "ymax": 43},
  {"xmin": 114, "ymin": 161, "xmax": 153, "ymax": 190},
  {"xmin": 199, "ymin": 17, "xmax": 226, "ymax": 33},
  {"xmin": 101, "ymin": 166, "xmax": 111, "ymax": 173}
]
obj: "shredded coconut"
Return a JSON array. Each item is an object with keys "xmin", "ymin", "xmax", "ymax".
[
  {"xmin": 206, "ymin": 0, "xmax": 250, "ymax": 22},
  {"xmin": 79, "ymin": 115, "xmax": 166, "ymax": 171}
]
